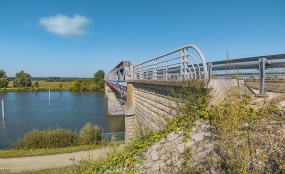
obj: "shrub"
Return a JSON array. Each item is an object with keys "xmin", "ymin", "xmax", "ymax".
[
  {"xmin": 79, "ymin": 122, "xmax": 102, "ymax": 145},
  {"xmin": 13, "ymin": 128, "xmax": 79, "ymax": 149},
  {"xmin": 89, "ymin": 84, "xmax": 101, "ymax": 91}
]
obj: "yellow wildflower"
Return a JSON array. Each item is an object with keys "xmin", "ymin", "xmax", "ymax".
[{"xmin": 263, "ymin": 154, "xmax": 266, "ymax": 158}]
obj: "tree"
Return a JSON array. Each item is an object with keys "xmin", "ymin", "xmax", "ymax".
[
  {"xmin": 93, "ymin": 70, "xmax": 105, "ymax": 89},
  {"xmin": 59, "ymin": 83, "xmax": 63, "ymax": 90},
  {"xmin": 71, "ymin": 80, "xmax": 81, "ymax": 91},
  {"xmin": 34, "ymin": 81, "xmax": 39, "ymax": 88},
  {"xmin": 0, "ymin": 70, "xmax": 10, "ymax": 88},
  {"xmin": 13, "ymin": 70, "xmax": 32, "ymax": 87},
  {"xmin": 94, "ymin": 70, "xmax": 105, "ymax": 83}
]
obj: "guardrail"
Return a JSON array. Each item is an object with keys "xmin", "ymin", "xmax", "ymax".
[
  {"xmin": 132, "ymin": 44, "xmax": 285, "ymax": 96},
  {"xmin": 208, "ymin": 54, "xmax": 285, "ymax": 96},
  {"xmin": 101, "ymin": 132, "xmax": 125, "ymax": 142},
  {"xmin": 133, "ymin": 45, "xmax": 208, "ymax": 80}
]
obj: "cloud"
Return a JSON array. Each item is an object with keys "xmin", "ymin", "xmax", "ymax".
[{"xmin": 39, "ymin": 14, "xmax": 92, "ymax": 38}]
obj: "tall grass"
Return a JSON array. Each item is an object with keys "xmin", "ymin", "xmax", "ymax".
[
  {"xmin": 209, "ymin": 89, "xmax": 285, "ymax": 173},
  {"xmin": 79, "ymin": 122, "xmax": 103, "ymax": 145},
  {"xmin": 12, "ymin": 122, "xmax": 103, "ymax": 150}
]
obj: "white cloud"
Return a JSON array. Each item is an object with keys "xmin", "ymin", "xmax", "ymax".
[{"xmin": 39, "ymin": 14, "xmax": 92, "ymax": 38}]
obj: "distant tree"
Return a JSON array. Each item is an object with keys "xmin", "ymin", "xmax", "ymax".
[
  {"xmin": 13, "ymin": 70, "xmax": 32, "ymax": 87},
  {"xmin": 93, "ymin": 70, "xmax": 105, "ymax": 89},
  {"xmin": 71, "ymin": 80, "xmax": 81, "ymax": 91},
  {"xmin": 34, "ymin": 81, "xmax": 39, "ymax": 88},
  {"xmin": 59, "ymin": 83, "xmax": 63, "ymax": 90},
  {"xmin": 97, "ymin": 79, "xmax": 105, "ymax": 89},
  {"xmin": 94, "ymin": 70, "xmax": 105, "ymax": 83},
  {"xmin": 0, "ymin": 69, "xmax": 10, "ymax": 88}
]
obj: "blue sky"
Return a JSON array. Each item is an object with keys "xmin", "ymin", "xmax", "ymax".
[{"xmin": 0, "ymin": 0, "xmax": 284, "ymax": 77}]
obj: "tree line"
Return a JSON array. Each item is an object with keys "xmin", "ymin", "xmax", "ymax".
[
  {"xmin": 71, "ymin": 70, "xmax": 105, "ymax": 91},
  {"xmin": 0, "ymin": 69, "xmax": 105, "ymax": 91}
]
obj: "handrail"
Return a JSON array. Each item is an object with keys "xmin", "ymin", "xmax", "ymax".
[{"xmin": 133, "ymin": 45, "xmax": 208, "ymax": 80}]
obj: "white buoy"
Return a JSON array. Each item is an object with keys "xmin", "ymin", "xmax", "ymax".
[
  {"xmin": 49, "ymin": 90, "xmax": 51, "ymax": 101},
  {"xmin": 2, "ymin": 100, "xmax": 4, "ymax": 119}
]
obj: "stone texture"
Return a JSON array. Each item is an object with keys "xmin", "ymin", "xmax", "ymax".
[
  {"xmin": 137, "ymin": 119, "xmax": 216, "ymax": 173},
  {"xmin": 192, "ymin": 132, "xmax": 205, "ymax": 141}
]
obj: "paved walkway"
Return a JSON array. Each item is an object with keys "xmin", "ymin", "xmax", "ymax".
[{"xmin": 0, "ymin": 144, "xmax": 124, "ymax": 173}]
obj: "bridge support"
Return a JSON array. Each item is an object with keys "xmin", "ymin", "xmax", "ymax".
[{"xmin": 106, "ymin": 88, "xmax": 125, "ymax": 115}]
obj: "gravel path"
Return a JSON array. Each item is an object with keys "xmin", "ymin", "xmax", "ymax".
[{"xmin": 0, "ymin": 144, "xmax": 124, "ymax": 173}]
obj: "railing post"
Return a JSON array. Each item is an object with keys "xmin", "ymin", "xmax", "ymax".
[
  {"xmin": 184, "ymin": 48, "xmax": 189, "ymax": 79},
  {"xmin": 259, "ymin": 57, "xmax": 266, "ymax": 96},
  {"xmin": 139, "ymin": 65, "xmax": 143, "ymax": 79},
  {"xmin": 180, "ymin": 49, "xmax": 184, "ymax": 79},
  {"xmin": 153, "ymin": 59, "xmax": 157, "ymax": 79},
  {"xmin": 165, "ymin": 61, "xmax": 168, "ymax": 80},
  {"xmin": 208, "ymin": 62, "xmax": 212, "ymax": 79}
]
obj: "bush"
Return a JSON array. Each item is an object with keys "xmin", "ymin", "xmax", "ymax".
[
  {"xmin": 13, "ymin": 128, "xmax": 79, "ymax": 149},
  {"xmin": 79, "ymin": 122, "xmax": 102, "ymax": 145},
  {"xmin": 89, "ymin": 84, "xmax": 101, "ymax": 91}
]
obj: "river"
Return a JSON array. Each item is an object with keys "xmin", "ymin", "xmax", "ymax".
[{"xmin": 0, "ymin": 91, "xmax": 125, "ymax": 149}]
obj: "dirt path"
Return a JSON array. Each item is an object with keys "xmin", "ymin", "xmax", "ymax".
[{"xmin": 0, "ymin": 144, "xmax": 125, "ymax": 173}]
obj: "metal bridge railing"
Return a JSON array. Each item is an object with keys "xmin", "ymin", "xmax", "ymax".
[
  {"xmin": 105, "ymin": 80, "xmax": 127, "ymax": 98},
  {"xmin": 207, "ymin": 54, "xmax": 285, "ymax": 96},
  {"xmin": 101, "ymin": 132, "xmax": 125, "ymax": 142},
  {"xmin": 133, "ymin": 45, "xmax": 208, "ymax": 80}
]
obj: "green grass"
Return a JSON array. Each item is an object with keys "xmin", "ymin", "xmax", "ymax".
[
  {"xmin": 8, "ymin": 81, "xmax": 72, "ymax": 89},
  {"xmin": 0, "ymin": 144, "xmax": 101, "ymax": 158},
  {"xmin": 12, "ymin": 167, "xmax": 71, "ymax": 174},
  {"xmin": 3, "ymin": 81, "xmax": 73, "ymax": 91},
  {"xmin": 37, "ymin": 81, "xmax": 73, "ymax": 89}
]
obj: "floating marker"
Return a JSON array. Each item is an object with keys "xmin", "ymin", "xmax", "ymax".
[
  {"xmin": 49, "ymin": 90, "xmax": 51, "ymax": 101},
  {"xmin": 2, "ymin": 100, "xmax": 4, "ymax": 119}
]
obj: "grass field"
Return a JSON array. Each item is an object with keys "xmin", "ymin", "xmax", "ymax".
[{"xmin": 7, "ymin": 81, "xmax": 72, "ymax": 89}]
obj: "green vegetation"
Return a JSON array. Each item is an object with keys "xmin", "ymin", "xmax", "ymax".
[
  {"xmin": 1, "ymin": 81, "xmax": 73, "ymax": 91},
  {"xmin": 59, "ymin": 82, "xmax": 63, "ymax": 90},
  {"xmin": 0, "ymin": 144, "xmax": 101, "ymax": 158},
  {"xmin": 208, "ymin": 92, "xmax": 285, "ymax": 173},
  {"xmin": 79, "ymin": 122, "xmax": 103, "ymax": 145},
  {"xmin": 93, "ymin": 70, "xmax": 105, "ymax": 89},
  {"xmin": 34, "ymin": 81, "xmax": 39, "ymax": 88},
  {"xmin": 71, "ymin": 70, "xmax": 105, "ymax": 91},
  {"xmin": 0, "ymin": 69, "xmax": 104, "ymax": 92},
  {"xmin": 13, "ymin": 70, "xmax": 32, "ymax": 87},
  {"xmin": 11, "ymin": 122, "xmax": 103, "ymax": 150},
  {"xmin": 0, "ymin": 69, "xmax": 10, "ymax": 88}
]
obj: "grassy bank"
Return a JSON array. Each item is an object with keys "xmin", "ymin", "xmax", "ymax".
[
  {"xmin": 0, "ymin": 123, "xmax": 105, "ymax": 158},
  {"xmin": 0, "ymin": 81, "xmax": 73, "ymax": 91},
  {"xmin": 0, "ymin": 144, "xmax": 101, "ymax": 158}
]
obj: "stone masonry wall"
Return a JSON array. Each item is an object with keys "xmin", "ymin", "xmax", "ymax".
[
  {"xmin": 127, "ymin": 79, "xmax": 245, "ymax": 139},
  {"xmin": 133, "ymin": 82, "xmax": 180, "ymax": 131}
]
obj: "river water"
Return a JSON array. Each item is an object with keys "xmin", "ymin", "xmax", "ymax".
[{"xmin": 0, "ymin": 91, "xmax": 125, "ymax": 149}]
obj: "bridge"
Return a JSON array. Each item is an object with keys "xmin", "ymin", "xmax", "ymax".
[{"xmin": 104, "ymin": 45, "xmax": 285, "ymax": 142}]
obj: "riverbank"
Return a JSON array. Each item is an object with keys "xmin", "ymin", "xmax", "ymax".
[{"xmin": 0, "ymin": 143, "xmax": 125, "ymax": 173}]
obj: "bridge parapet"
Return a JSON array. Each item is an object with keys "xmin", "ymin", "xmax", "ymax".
[{"xmin": 133, "ymin": 45, "xmax": 208, "ymax": 80}]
